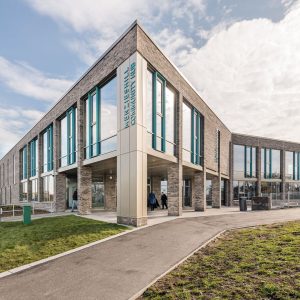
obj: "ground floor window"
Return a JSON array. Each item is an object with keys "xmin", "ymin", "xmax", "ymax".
[
  {"xmin": 183, "ymin": 179, "xmax": 192, "ymax": 207},
  {"xmin": 20, "ymin": 181, "xmax": 28, "ymax": 201},
  {"xmin": 261, "ymin": 181, "xmax": 281, "ymax": 196},
  {"xmin": 206, "ymin": 180, "xmax": 212, "ymax": 206},
  {"xmin": 233, "ymin": 181, "xmax": 257, "ymax": 200},
  {"xmin": 31, "ymin": 178, "xmax": 38, "ymax": 201},
  {"xmin": 43, "ymin": 175, "xmax": 54, "ymax": 202},
  {"xmin": 92, "ymin": 179, "xmax": 104, "ymax": 208}
]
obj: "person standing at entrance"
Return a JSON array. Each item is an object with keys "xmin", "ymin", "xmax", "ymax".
[
  {"xmin": 71, "ymin": 189, "xmax": 78, "ymax": 212},
  {"xmin": 148, "ymin": 192, "xmax": 156, "ymax": 211},
  {"xmin": 161, "ymin": 192, "xmax": 168, "ymax": 209}
]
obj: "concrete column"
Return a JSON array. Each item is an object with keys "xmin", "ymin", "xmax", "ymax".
[
  {"xmin": 167, "ymin": 163, "xmax": 183, "ymax": 216},
  {"xmin": 194, "ymin": 169, "xmax": 206, "ymax": 211},
  {"xmin": 281, "ymin": 150, "xmax": 286, "ymax": 201},
  {"xmin": 212, "ymin": 175, "xmax": 221, "ymax": 208},
  {"xmin": 105, "ymin": 175, "xmax": 117, "ymax": 211},
  {"xmin": 117, "ymin": 52, "xmax": 148, "ymax": 227},
  {"xmin": 257, "ymin": 146, "xmax": 262, "ymax": 196},
  {"xmin": 152, "ymin": 176, "xmax": 161, "ymax": 204},
  {"xmin": 27, "ymin": 142, "xmax": 32, "ymax": 202},
  {"xmin": 53, "ymin": 120, "xmax": 66, "ymax": 211}
]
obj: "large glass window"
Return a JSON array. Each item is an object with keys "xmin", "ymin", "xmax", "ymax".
[
  {"xmin": 261, "ymin": 181, "xmax": 281, "ymax": 196},
  {"xmin": 165, "ymin": 86, "xmax": 175, "ymax": 155},
  {"xmin": 20, "ymin": 181, "xmax": 27, "ymax": 201},
  {"xmin": 43, "ymin": 125, "xmax": 53, "ymax": 173},
  {"xmin": 285, "ymin": 151, "xmax": 300, "ymax": 180},
  {"xmin": 182, "ymin": 102, "xmax": 203, "ymax": 165},
  {"xmin": 234, "ymin": 145, "xmax": 256, "ymax": 179},
  {"xmin": 43, "ymin": 175, "xmax": 54, "ymax": 202},
  {"xmin": 146, "ymin": 70, "xmax": 153, "ymax": 137},
  {"xmin": 85, "ymin": 77, "xmax": 117, "ymax": 158},
  {"xmin": 183, "ymin": 103, "xmax": 191, "ymax": 162},
  {"xmin": 21, "ymin": 146, "xmax": 27, "ymax": 180},
  {"xmin": 233, "ymin": 181, "xmax": 257, "ymax": 200},
  {"xmin": 31, "ymin": 178, "xmax": 38, "ymax": 201},
  {"xmin": 261, "ymin": 148, "xmax": 281, "ymax": 179},
  {"xmin": 30, "ymin": 138, "xmax": 38, "ymax": 177},
  {"xmin": 60, "ymin": 107, "xmax": 77, "ymax": 167}
]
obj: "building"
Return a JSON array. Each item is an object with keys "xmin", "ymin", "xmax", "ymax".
[{"xmin": 0, "ymin": 21, "xmax": 300, "ymax": 226}]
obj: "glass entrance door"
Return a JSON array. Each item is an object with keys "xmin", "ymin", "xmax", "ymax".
[
  {"xmin": 92, "ymin": 181, "xmax": 105, "ymax": 208},
  {"xmin": 183, "ymin": 179, "xmax": 192, "ymax": 207}
]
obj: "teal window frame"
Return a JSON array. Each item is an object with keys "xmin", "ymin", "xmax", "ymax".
[
  {"xmin": 66, "ymin": 107, "xmax": 76, "ymax": 165},
  {"xmin": 43, "ymin": 125, "xmax": 53, "ymax": 172},
  {"xmin": 30, "ymin": 138, "xmax": 38, "ymax": 177},
  {"xmin": 151, "ymin": 72, "xmax": 166, "ymax": 152},
  {"xmin": 292, "ymin": 151, "xmax": 300, "ymax": 180},
  {"xmin": 262, "ymin": 148, "xmax": 278, "ymax": 179},
  {"xmin": 85, "ymin": 76, "xmax": 117, "ymax": 159},
  {"xmin": 21, "ymin": 146, "xmax": 27, "ymax": 180},
  {"xmin": 244, "ymin": 146, "xmax": 255, "ymax": 178},
  {"xmin": 86, "ymin": 87, "xmax": 100, "ymax": 159},
  {"xmin": 191, "ymin": 108, "xmax": 203, "ymax": 165}
]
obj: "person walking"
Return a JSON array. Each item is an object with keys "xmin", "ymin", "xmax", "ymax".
[
  {"xmin": 71, "ymin": 189, "xmax": 78, "ymax": 212},
  {"xmin": 161, "ymin": 192, "xmax": 168, "ymax": 209},
  {"xmin": 148, "ymin": 191, "xmax": 156, "ymax": 211}
]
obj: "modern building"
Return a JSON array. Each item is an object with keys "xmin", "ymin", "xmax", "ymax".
[{"xmin": 1, "ymin": 21, "xmax": 300, "ymax": 226}]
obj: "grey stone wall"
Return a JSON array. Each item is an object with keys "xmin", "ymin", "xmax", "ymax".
[
  {"xmin": 194, "ymin": 170, "xmax": 206, "ymax": 211},
  {"xmin": 104, "ymin": 175, "xmax": 117, "ymax": 210}
]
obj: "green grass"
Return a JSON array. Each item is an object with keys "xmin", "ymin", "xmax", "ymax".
[
  {"xmin": 141, "ymin": 221, "xmax": 300, "ymax": 300},
  {"xmin": 0, "ymin": 215, "xmax": 128, "ymax": 272}
]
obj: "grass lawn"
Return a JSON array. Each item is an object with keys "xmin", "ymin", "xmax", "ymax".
[
  {"xmin": 0, "ymin": 215, "xmax": 128, "ymax": 273},
  {"xmin": 141, "ymin": 221, "xmax": 300, "ymax": 300}
]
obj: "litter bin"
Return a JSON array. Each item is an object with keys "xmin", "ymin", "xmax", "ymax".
[
  {"xmin": 239, "ymin": 196, "xmax": 247, "ymax": 211},
  {"xmin": 23, "ymin": 204, "xmax": 31, "ymax": 225}
]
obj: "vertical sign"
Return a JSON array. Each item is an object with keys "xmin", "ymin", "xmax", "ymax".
[{"xmin": 122, "ymin": 57, "xmax": 136, "ymax": 129}]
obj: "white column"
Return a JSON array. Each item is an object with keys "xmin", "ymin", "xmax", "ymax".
[{"xmin": 117, "ymin": 52, "xmax": 148, "ymax": 227}]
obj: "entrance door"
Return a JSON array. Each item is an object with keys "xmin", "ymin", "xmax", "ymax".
[
  {"xmin": 183, "ymin": 179, "xmax": 192, "ymax": 207},
  {"xmin": 92, "ymin": 182, "xmax": 105, "ymax": 208},
  {"xmin": 67, "ymin": 177, "xmax": 77, "ymax": 209}
]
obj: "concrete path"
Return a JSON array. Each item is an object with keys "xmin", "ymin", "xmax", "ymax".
[{"xmin": 1, "ymin": 209, "xmax": 300, "ymax": 300}]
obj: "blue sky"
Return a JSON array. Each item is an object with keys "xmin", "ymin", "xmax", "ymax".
[{"xmin": 0, "ymin": 0, "xmax": 300, "ymax": 158}]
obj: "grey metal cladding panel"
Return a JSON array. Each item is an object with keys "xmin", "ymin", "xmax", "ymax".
[{"xmin": 0, "ymin": 25, "xmax": 138, "ymax": 163}]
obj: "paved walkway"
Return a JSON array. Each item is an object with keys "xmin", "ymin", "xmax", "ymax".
[{"xmin": 1, "ymin": 209, "xmax": 300, "ymax": 300}]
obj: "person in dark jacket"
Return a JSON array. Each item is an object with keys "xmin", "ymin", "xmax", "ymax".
[
  {"xmin": 161, "ymin": 192, "xmax": 168, "ymax": 209},
  {"xmin": 148, "ymin": 192, "xmax": 156, "ymax": 211},
  {"xmin": 71, "ymin": 189, "xmax": 78, "ymax": 212}
]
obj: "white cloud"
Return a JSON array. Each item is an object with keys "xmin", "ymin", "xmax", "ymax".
[
  {"xmin": 0, "ymin": 56, "xmax": 73, "ymax": 102},
  {"xmin": 25, "ymin": 0, "xmax": 206, "ymax": 65},
  {"xmin": 181, "ymin": 1, "xmax": 300, "ymax": 142},
  {"xmin": 0, "ymin": 106, "xmax": 44, "ymax": 158}
]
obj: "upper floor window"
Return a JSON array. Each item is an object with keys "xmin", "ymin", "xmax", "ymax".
[
  {"xmin": 182, "ymin": 102, "xmax": 203, "ymax": 165},
  {"xmin": 146, "ymin": 70, "xmax": 176, "ymax": 155},
  {"xmin": 43, "ymin": 125, "xmax": 53, "ymax": 173},
  {"xmin": 20, "ymin": 146, "xmax": 27, "ymax": 180},
  {"xmin": 60, "ymin": 107, "xmax": 77, "ymax": 167},
  {"xmin": 285, "ymin": 151, "xmax": 300, "ymax": 180},
  {"xmin": 85, "ymin": 76, "xmax": 117, "ymax": 158},
  {"xmin": 233, "ymin": 145, "xmax": 256, "ymax": 179},
  {"xmin": 261, "ymin": 148, "xmax": 281, "ymax": 179},
  {"xmin": 30, "ymin": 138, "xmax": 38, "ymax": 177}
]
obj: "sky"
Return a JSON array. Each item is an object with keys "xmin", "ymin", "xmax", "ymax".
[{"xmin": 0, "ymin": 0, "xmax": 300, "ymax": 158}]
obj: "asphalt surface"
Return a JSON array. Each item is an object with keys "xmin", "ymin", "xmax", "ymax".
[{"xmin": 1, "ymin": 209, "xmax": 300, "ymax": 300}]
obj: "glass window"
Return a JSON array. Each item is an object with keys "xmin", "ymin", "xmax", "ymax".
[
  {"xmin": 30, "ymin": 139, "xmax": 38, "ymax": 177},
  {"xmin": 146, "ymin": 70, "xmax": 153, "ymax": 134},
  {"xmin": 285, "ymin": 151, "xmax": 293, "ymax": 180},
  {"xmin": 60, "ymin": 108, "xmax": 76, "ymax": 167},
  {"xmin": 165, "ymin": 86, "xmax": 175, "ymax": 155},
  {"xmin": 261, "ymin": 148, "xmax": 280, "ymax": 179},
  {"xmin": 271, "ymin": 150, "xmax": 280, "ymax": 179},
  {"xmin": 101, "ymin": 77, "xmax": 117, "ymax": 153},
  {"xmin": 21, "ymin": 146, "xmax": 27, "ymax": 180},
  {"xmin": 85, "ymin": 77, "xmax": 117, "ymax": 158},
  {"xmin": 183, "ymin": 102, "xmax": 191, "ymax": 162},
  {"xmin": 31, "ymin": 178, "xmax": 38, "ymax": 201},
  {"xmin": 20, "ymin": 181, "xmax": 28, "ymax": 201},
  {"xmin": 43, "ymin": 126, "xmax": 53, "ymax": 172},
  {"xmin": 43, "ymin": 175, "xmax": 54, "ymax": 202},
  {"xmin": 233, "ymin": 145, "xmax": 244, "ymax": 179},
  {"xmin": 60, "ymin": 116, "xmax": 68, "ymax": 167}
]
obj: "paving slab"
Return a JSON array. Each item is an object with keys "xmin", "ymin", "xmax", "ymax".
[{"xmin": 0, "ymin": 208, "xmax": 300, "ymax": 300}]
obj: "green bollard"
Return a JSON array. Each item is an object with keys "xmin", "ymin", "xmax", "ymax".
[{"xmin": 23, "ymin": 204, "xmax": 31, "ymax": 225}]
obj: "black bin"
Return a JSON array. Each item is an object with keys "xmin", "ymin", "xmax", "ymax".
[{"xmin": 239, "ymin": 196, "xmax": 247, "ymax": 211}]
